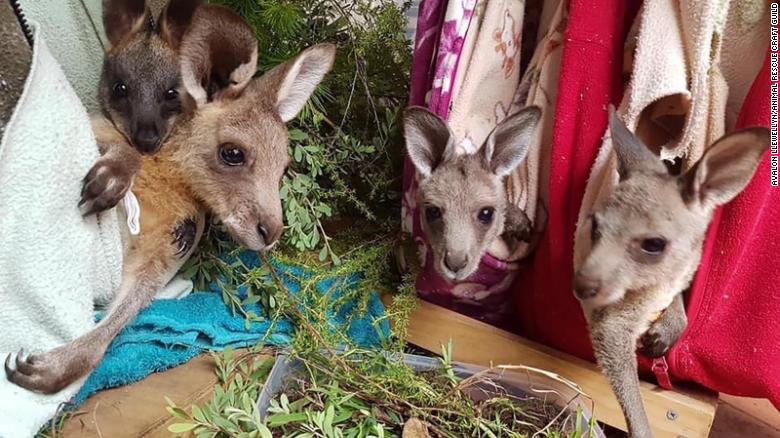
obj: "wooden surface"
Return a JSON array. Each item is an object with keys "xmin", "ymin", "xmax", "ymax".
[
  {"xmin": 54, "ymin": 296, "xmax": 779, "ymax": 438},
  {"xmin": 389, "ymin": 296, "xmax": 718, "ymax": 438},
  {"xmin": 713, "ymin": 395, "xmax": 780, "ymax": 437},
  {"xmin": 60, "ymin": 351, "xmax": 268, "ymax": 437},
  {"xmin": 60, "ymin": 354, "xmax": 219, "ymax": 437}
]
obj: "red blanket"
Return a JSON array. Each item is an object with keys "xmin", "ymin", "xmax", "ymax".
[
  {"xmin": 515, "ymin": 0, "xmax": 633, "ymax": 361},
  {"xmin": 665, "ymin": 49, "xmax": 780, "ymax": 406}
]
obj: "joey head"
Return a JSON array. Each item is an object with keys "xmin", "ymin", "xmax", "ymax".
[
  {"xmin": 79, "ymin": 0, "xmax": 202, "ymax": 216},
  {"xmin": 404, "ymin": 106, "xmax": 541, "ymax": 281},
  {"xmin": 574, "ymin": 106, "xmax": 769, "ymax": 437},
  {"xmin": 99, "ymin": 0, "xmax": 200, "ymax": 153}
]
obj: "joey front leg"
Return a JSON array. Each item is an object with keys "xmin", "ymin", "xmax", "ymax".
[
  {"xmin": 2, "ymin": 215, "xmax": 200, "ymax": 393},
  {"xmin": 502, "ymin": 204, "xmax": 532, "ymax": 251},
  {"xmin": 639, "ymin": 293, "xmax": 687, "ymax": 358},
  {"xmin": 590, "ymin": 311, "xmax": 653, "ymax": 438},
  {"xmin": 4, "ymin": 258, "xmax": 164, "ymax": 393},
  {"xmin": 80, "ymin": 143, "xmax": 141, "ymax": 216},
  {"xmin": 502, "ymin": 202, "xmax": 547, "ymax": 256},
  {"xmin": 80, "ymin": 118, "xmax": 142, "ymax": 216}
]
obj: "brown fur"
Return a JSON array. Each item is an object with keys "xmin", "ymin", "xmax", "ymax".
[
  {"xmin": 80, "ymin": 0, "xmax": 201, "ymax": 217},
  {"xmin": 4, "ymin": 4, "xmax": 336, "ymax": 394},
  {"xmin": 404, "ymin": 106, "xmax": 541, "ymax": 281},
  {"xmin": 575, "ymin": 107, "xmax": 770, "ymax": 437}
]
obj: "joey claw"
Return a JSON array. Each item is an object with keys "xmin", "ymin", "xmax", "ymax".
[
  {"xmin": 15, "ymin": 349, "xmax": 37, "ymax": 375},
  {"xmin": 639, "ymin": 295, "xmax": 687, "ymax": 358},
  {"xmin": 172, "ymin": 218, "xmax": 198, "ymax": 258},
  {"xmin": 4, "ymin": 353, "xmax": 13, "ymax": 376},
  {"xmin": 638, "ymin": 330, "xmax": 672, "ymax": 358}
]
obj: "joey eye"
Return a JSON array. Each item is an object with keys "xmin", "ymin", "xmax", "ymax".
[
  {"xmin": 425, "ymin": 206, "xmax": 442, "ymax": 222},
  {"xmin": 219, "ymin": 144, "xmax": 246, "ymax": 166},
  {"xmin": 165, "ymin": 88, "xmax": 178, "ymax": 100},
  {"xmin": 112, "ymin": 81, "xmax": 128, "ymax": 98},
  {"xmin": 477, "ymin": 207, "xmax": 494, "ymax": 224},
  {"xmin": 640, "ymin": 238, "xmax": 667, "ymax": 255}
]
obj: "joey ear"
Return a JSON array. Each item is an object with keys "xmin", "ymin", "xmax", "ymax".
[
  {"xmin": 102, "ymin": 0, "xmax": 151, "ymax": 47},
  {"xmin": 180, "ymin": 4, "xmax": 258, "ymax": 106},
  {"xmin": 157, "ymin": 0, "xmax": 201, "ymax": 50},
  {"xmin": 483, "ymin": 106, "xmax": 541, "ymax": 177},
  {"xmin": 261, "ymin": 44, "xmax": 337, "ymax": 122},
  {"xmin": 403, "ymin": 106, "xmax": 456, "ymax": 178},
  {"xmin": 682, "ymin": 127, "xmax": 769, "ymax": 209},
  {"xmin": 608, "ymin": 105, "xmax": 665, "ymax": 180}
]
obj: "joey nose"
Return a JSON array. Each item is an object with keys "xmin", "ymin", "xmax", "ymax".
[
  {"xmin": 257, "ymin": 222, "xmax": 282, "ymax": 248},
  {"xmin": 444, "ymin": 253, "xmax": 468, "ymax": 274},
  {"xmin": 133, "ymin": 126, "xmax": 161, "ymax": 154},
  {"xmin": 573, "ymin": 274, "xmax": 600, "ymax": 300}
]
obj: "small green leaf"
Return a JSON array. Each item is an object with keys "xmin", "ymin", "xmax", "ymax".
[
  {"xmin": 166, "ymin": 406, "xmax": 191, "ymax": 420},
  {"xmin": 191, "ymin": 404, "xmax": 207, "ymax": 423},
  {"xmin": 266, "ymin": 412, "xmax": 308, "ymax": 426},
  {"xmin": 167, "ymin": 422, "xmax": 196, "ymax": 433},
  {"xmin": 289, "ymin": 129, "xmax": 309, "ymax": 141}
]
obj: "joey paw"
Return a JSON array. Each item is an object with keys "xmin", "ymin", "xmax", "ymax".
[
  {"xmin": 172, "ymin": 217, "xmax": 198, "ymax": 258},
  {"xmin": 79, "ymin": 157, "xmax": 135, "ymax": 216},
  {"xmin": 638, "ymin": 326, "xmax": 675, "ymax": 358},
  {"xmin": 508, "ymin": 226, "xmax": 532, "ymax": 243},
  {"xmin": 4, "ymin": 347, "xmax": 85, "ymax": 394},
  {"xmin": 503, "ymin": 205, "xmax": 533, "ymax": 245}
]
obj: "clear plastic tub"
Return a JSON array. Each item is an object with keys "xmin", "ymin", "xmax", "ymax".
[{"xmin": 256, "ymin": 353, "xmax": 605, "ymax": 437}]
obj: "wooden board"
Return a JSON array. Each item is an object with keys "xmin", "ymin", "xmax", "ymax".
[
  {"xmin": 388, "ymin": 296, "xmax": 717, "ymax": 438},
  {"xmin": 716, "ymin": 395, "xmax": 780, "ymax": 434},
  {"xmin": 61, "ymin": 350, "xmax": 268, "ymax": 438}
]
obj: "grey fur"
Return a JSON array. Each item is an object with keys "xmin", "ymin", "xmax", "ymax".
[
  {"xmin": 404, "ymin": 106, "xmax": 541, "ymax": 281},
  {"xmin": 575, "ymin": 110, "xmax": 770, "ymax": 437}
]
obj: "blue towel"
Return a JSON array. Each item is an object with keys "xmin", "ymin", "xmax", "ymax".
[{"xmin": 73, "ymin": 252, "xmax": 389, "ymax": 405}]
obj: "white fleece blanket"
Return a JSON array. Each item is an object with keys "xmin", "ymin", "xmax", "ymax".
[{"xmin": 0, "ymin": 24, "xmax": 123, "ymax": 437}]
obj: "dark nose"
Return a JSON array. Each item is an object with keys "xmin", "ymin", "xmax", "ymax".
[
  {"xmin": 444, "ymin": 252, "xmax": 468, "ymax": 274},
  {"xmin": 257, "ymin": 222, "xmax": 282, "ymax": 247},
  {"xmin": 573, "ymin": 274, "xmax": 601, "ymax": 300},
  {"xmin": 132, "ymin": 125, "xmax": 161, "ymax": 154}
]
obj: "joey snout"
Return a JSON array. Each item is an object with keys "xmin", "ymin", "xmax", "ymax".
[
  {"xmin": 573, "ymin": 261, "xmax": 626, "ymax": 308},
  {"xmin": 573, "ymin": 273, "xmax": 602, "ymax": 300},
  {"xmin": 221, "ymin": 202, "xmax": 283, "ymax": 252},
  {"xmin": 131, "ymin": 120, "xmax": 162, "ymax": 154},
  {"xmin": 242, "ymin": 212, "xmax": 282, "ymax": 251},
  {"xmin": 256, "ymin": 214, "xmax": 283, "ymax": 249},
  {"xmin": 443, "ymin": 251, "xmax": 469, "ymax": 276},
  {"xmin": 437, "ymin": 240, "xmax": 480, "ymax": 281}
]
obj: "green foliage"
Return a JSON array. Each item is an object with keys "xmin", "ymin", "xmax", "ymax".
[
  {"xmin": 209, "ymin": 0, "xmax": 411, "ymax": 258},
  {"xmin": 166, "ymin": 350, "xmax": 277, "ymax": 437},
  {"xmin": 168, "ymin": 242, "xmax": 596, "ymax": 437},
  {"xmin": 179, "ymin": 219, "xmax": 285, "ymax": 329}
]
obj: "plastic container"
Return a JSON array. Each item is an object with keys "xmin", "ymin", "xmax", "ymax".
[{"xmin": 256, "ymin": 353, "xmax": 605, "ymax": 437}]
